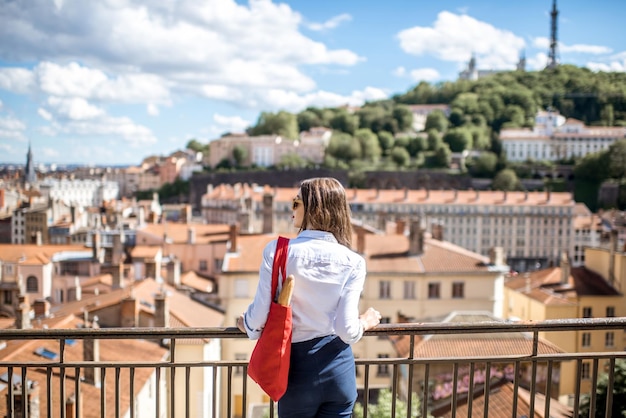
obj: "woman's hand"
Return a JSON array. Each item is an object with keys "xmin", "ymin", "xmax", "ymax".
[
  {"xmin": 360, "ymin": 307, "xmax": 382, "ymax": 331},
  {"xmin": 236, "ymin": 314, "xmax": 246, "ymax": 333}
]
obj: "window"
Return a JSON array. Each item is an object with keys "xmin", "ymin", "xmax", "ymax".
[
  {"xmin": 428, "ymin": 283, "xmax": 440, "ymax": 299},
  {"xmin": 199, "ymin": 260, "xmax": 208, "ymax": 272},
  {"xmin": 582, "ymin": 307, "xmax": 592, "ymax": 318},
  {"xmin": 403, "ymin": 281, "xmax": 415, "ymax": 299},
  {"xmin": 452, "ymin": 282, "xmax": 465, "ymax": 299},
  {"xmin": 379, "ymin": 281, "xmax": 391, "ymax": 299},
  {"xmin": 377, "ymin": 354, "xmax": 389, "ymax": 376},
  {"xmin": 3, "ymin": 291, "xmax": 12, "ymax": 305},
  {"xmin": 234, "ymin": 279, "xmax": 248, "ymax": 298},
  {"xmin": 581, "ymin": 332, "xmax": 591, "ymax": 347},
  {"xmin": 26, "ymin": 276, "xmax": 38, "ymax": 293},
  {"xmin": 34, "ymin": 347, "xmax": 58, "ymax": 360},
  {"xmin": 605, "ymin": 332, "xmax": 614, "ymax": 348},
  {"xmin": 606, "ymin": 306, "xmax": 615, "ymax": 317},
  {"xmin": 581, "ymin": 362, "xmax": 591, "ymax": 380}
]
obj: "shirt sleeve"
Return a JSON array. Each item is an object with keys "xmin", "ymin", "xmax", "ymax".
[
  {"xmin": 334, "ymin": 256, "xmax": 367, "ymax": 345},
  {"xmin": 242, "ymin": 239, "xmax": 276, "ymax": 340}
]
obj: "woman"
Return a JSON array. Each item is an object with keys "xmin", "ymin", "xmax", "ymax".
[{"xmin": 237, "ymin": 177, "xmax": 381, "ymax": 417}]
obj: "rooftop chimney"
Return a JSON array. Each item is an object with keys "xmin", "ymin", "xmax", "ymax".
[
  {"xmin": 8, "ymin": 380, "xmax": 40, "ymax": 418},
  {"xmin": 83, "ymin": 317, "xmax": 101, "ymax": 387},
  {"xmin": 408, "ymin": 219, "xmax": 424, "ymax": 256},
  {"xmin": 489, "ymin": 247, "xmax": 505, "ymax": 266},
  {"xmin": 16, "ymin": 295, "xmax": 31, "ymax": 330},
  {"xmin": 560, "ymin": 251, "xmax": 570, "ymax": 285},
  {"xmin": 431, "ymin": 223, "xmax": 444, "ymax": 241},
  {"xmin": 262, "ymin": 193, "xmax": 273, "ymax": 234},
  {"xmin": 33, "ymin": 299, "xmax": 50, "ymax": 319},
  {"xmin": 187, "ymin": 227, "xmax": 196, "ymax": 244},
  {"xmin": 228, "ymin": 223, "xmax": 239, "ymax": 253},
  {"xmin": 120, "ymin": 297, "xmax": 138, "ymax": 328},
  {"xmin": 65, "ymin": 392, "xmax": 83, "ymax": 418},
  {"xmin": 356, "ymin": 228, "xmax": 366, "ymax": 255},
  {"xmin": 154, "ymin": 292, "xmax": 169, "ymax": 328}
]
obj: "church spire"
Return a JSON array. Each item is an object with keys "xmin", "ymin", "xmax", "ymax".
[{"xmin": 24, "ymin": 141, "xmax": 37, "ymax": 187}]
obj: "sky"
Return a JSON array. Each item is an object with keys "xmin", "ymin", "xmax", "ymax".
[{"xmin": 0, "ymin": 0, "xmax": 625, "ymax": 167}]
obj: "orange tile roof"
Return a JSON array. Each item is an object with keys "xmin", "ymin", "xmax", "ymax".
[
  {"xmin": 130, "ymin": 245, "xmax": 162, "ymax": 259},
  {"xmin": 0, "ymin": 316, "xmax": 168, "ymax": 418},
  {"xmin": 0, "ymin": 244, "xmax": 89, "ymax": 264},
  {"xmin": 203, "ymin": 184, "xmax": 574, "ymax": 208},
  {"xmin": 505, "ymin": 265, "xmax": 620, "ymax": 303},
  {"xmin": 180, "ymin": 271, "xmax": 215, "ymax": 293},
  {"xmin": 138, "ymin": 222, "xmax": 231, "ymax": 244},
  {"xmin": 437, "ymin": 381, "xmax": 572, "ymax": 418}
]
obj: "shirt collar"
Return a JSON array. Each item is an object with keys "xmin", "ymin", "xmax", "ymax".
[{"xmin": 298, "ymin": 229, "xmax": 338, "ymax": 243}]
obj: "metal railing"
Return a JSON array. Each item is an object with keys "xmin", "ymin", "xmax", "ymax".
[{"xmin": 1, "ymin": 317, "xmax": 625, "ymax": 417}]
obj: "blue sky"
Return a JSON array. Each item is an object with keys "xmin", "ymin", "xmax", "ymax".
[{"xmin": 0, "ymin": 0, "xmax": 624, "ymax": 166}]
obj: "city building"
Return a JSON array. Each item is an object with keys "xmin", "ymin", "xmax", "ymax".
[
  {"xmin": 201, "ymin": 184, "xmax": 577, "ymax": 272},
  {"xmin": 208, "ymin": 128, "xmax": 331, "ymax": 169},
  {"xmin": 502, "ymin": 233, "xmax": 626, "ymax": 406},
  {"xmin": 500, "ymin": 110, "xmax": 626, "ymax": 162},
  {"xmin": 38, "ymin": 178, "xmax": 119, "ymax": 208}
]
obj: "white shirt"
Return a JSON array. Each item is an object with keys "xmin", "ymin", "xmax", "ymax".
[{"xmin": 243, "ymin": 230, "xmax": 366, "ymax": 344}]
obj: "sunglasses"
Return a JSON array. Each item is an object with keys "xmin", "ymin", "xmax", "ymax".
[{"xmin": 292, "ymin": 197, "xmax": 303, "ymax": 211}]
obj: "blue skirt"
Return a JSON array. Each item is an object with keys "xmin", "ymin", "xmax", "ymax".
[{"xmin": 278, "ymin": 335, "xmax": 357, "ymax": 418}]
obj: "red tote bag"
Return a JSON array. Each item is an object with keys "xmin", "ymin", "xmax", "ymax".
[{"xmin": 247, "ymin": 236, "xmax": 292, "ymax": 402}]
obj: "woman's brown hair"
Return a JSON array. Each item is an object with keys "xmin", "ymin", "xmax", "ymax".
[{"xmin": 298, "ymin": 177, "xmax": 353, "ymax": 248}]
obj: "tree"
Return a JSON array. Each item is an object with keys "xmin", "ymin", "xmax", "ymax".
[
  {"xmin": 297, "ymin": 109, "xmax": 322, "ymax": 132},
  {"xmin": 232, "ymin": 145, "xmax": 247, "ymax": 168},
  {"xmin": 424, "ymin": 110, "xmax": 448, "ymax": 133},
  {"xmin": 330, "ymin": 110, "xmax": 359, "ymax": 135},
  {"xmin": 607, "ymin": 139, "xmax": 626, "ymax": 179},
  {"xmin": 352, "ymin": 389, "xmax": 425, "ymax": 418},
  {"xmin": 468, "ymin": 152, "xmax": 499, "ymax": 178},
  {"xmin": 326, "ymin": 132, "xmax": 362, "ymax": 164},
  {"xmin": 492, "ymin": 168, "xmax": 521, "ymax": 191},
  {"xmin": 433, "ymin": 144, "xmax": 452, "ymax": 168},
  {"xmin": 579, "ymin": 359, "xmax": 626, "ymax": 417},
  {"xmin": 427, "ymin": 129, "xmax": 443, "ymax": 151},
  {"xmin": 390, "ymin": 146, "xmax": 410, "ymax": 168},
  {"xmin": 276, "ymin": 153, "xmax": 308, "ymax": 169},
  {"xmin": 250, "ymin": 111, "xmax": 299, "ymax": 139},
  {"xmin": 186, "ymin": 139, "xmax": 209, "ymax": 153},
  {"xmin": 377, "ymin": 131, "xmax": 395, "ymax": 156},
  {"xmin": 355, "ymin": 128, "xmax": 382, "ymax": 162},
  {"xmin": 392, "ymin": 105, "xmax": 414, "ymax": 132},
  {"xmin": 443, "ymin": 128, "xmax": 473, "ymax": 152}
]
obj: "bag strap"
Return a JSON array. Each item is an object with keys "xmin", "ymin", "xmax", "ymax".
[{"xmin": 271, "ymin": 236, "xmax": 290, "ymax": 301}]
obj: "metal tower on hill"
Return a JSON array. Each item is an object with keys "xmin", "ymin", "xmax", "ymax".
[{"xmin": 546, "ymin": 0, "xmax": 559, "ymax": 69}]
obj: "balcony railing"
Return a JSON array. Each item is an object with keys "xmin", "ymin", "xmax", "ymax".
[{"xmin": 1, "ymin": 317, "xmax": 625, "ymax": 417}]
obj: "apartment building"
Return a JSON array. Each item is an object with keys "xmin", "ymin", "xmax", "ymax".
[
  {"xmin": 216, "ymin": 222, "xmax": 509, "ymax": 415},
  {"xmin": 11, "ymin": 199, "xmax": 72, "ymax": 244},
  {"xmin": 208, "ymin": 128, "xmax": 331, "ymax": 169},
  {"xmin": 39, "ymin": 178, "xmax": 119, "ymax": 207},
  {"xmin": 502, "ymin": 233, "xmax": 626, "ymax": 406},
  {"xmin": 500, "ymin": 110, "xmax": 626, "ymax": 162},
  {"xmin": 201, "ymin": 184, "xmax": 576, "ymax": 272}
]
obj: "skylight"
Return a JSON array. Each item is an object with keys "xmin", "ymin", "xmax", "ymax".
[{"xmin": 34, "ymin": 347, "xmax": 58, "ymax": 360}]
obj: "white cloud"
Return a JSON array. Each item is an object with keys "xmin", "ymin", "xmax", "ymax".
[
  {"xmin": 213, "ymin": 114, "xmax": 251, "ymax": 133},
  {"xmin": 560, "ymin": 44, "xmax": 612, "ymax": 55},
  {"xmin": 0, "ymin": 0, "xmax": 361, "ymax": 106},
  {"xmin": 47, "ymin": 97, "xmax": 105, "ymax": 121},
  {"xmin": 395, "ymin": 65, "xmax": 441, "ymax": 82},
  {"xmin": 587, "ymin": 60, "xmax": 626, "ymax": 72},
  {"xmin": 397, "ymin": 11, "xmax": 525, "ymax": 69},
  {"xmin": 527, "ymin": 52, "xmax": 549, "ymax": 71},
  {"xmin": 0, "ymin": 116, "xmax": 26, "ymax": 132},
  {"xmin": 306, "ymin": 13, "xmax": 352, "ymax": 31},
  {"xmin": 0, "ymin": 115, "xmax": 27, "ymax": 141},
  {"xmin": 0, "ymin": 67, "xmax": 35, "ymax": 94},
  {"xmin": 147, "ymin": 103, "xmax": 160, "ymax": 116},
  {"xmin": 38, "ymin": 108, "xmax": 53, "ymax": 121}
]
